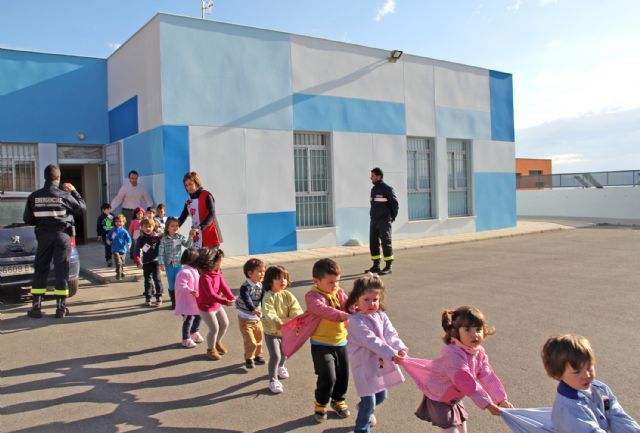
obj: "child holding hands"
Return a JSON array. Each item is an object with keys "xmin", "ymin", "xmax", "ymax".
[
  {"xmin": 346, "ymin": 274, "xmax": 408, "ymax": 433},
  {"xmin": 236, "ymin": 258, "xmax": 267, "ymax": 369},
  {"xmin": 261, "ymin": 265, "xmax": 303, "ymax": 394},
  {"xmin": 403, "ymin": 306, "xmax": 512, "ymax": 433},
  {"xmin": 174, "ymin": 248, "xmax": 203, "ymax": 348},
  {"xmin": 196, "ymin": 248, "xmax": 235, "ymax": 361},
  {"xmin": 159, "ymin": 217, "xmax": 195, "ymax": 309},
  {"xmin": 541, "ymin": 334, "xmax": 640, "ymax": 433}
]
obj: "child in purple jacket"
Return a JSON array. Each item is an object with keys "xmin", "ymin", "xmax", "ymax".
[{"xmin": 346, "ymin": 274, "xmax": 408, "ymax": 433}]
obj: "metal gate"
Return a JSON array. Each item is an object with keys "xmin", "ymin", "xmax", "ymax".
[{"xmin": 0, "ymin": 143, "xmax": 38, "ymax": 193}]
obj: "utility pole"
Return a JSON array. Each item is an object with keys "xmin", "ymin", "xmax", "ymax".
[{"xmin": 201, "ymin": 0, "xmax": 213, "ymax": 18}]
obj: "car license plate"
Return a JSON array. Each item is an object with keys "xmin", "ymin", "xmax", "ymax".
[{"xmin": 0, "ymin": 264, "xmax": 34, "ymax": 276}]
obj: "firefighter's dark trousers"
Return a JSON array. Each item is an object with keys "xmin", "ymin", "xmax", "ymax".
[
  {"xmin": 30, "ymin": 230, "xmax": 71, "ymax": 299},
  {"xmin": 369, "ymin": 219, "xmax": 393, "ymax": 263}
]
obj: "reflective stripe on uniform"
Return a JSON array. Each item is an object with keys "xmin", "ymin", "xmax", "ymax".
[
  {"xmin": 373, "ymin": 197, "xmax": 388, "ymax": 202},
  {"xmin": 30, "ymin": 288, "xmax": 47, "ymax": 295},
  {"xmin": 370, "ymin": 255, "xmax": 381, "ymax": 260},
  {"xmin": 33, "ymin": 210, "xmax": 67, "ymax": 217},
  {"xmin": 54, "ymin": 289, "xmax": 69, "ymax": 296},
  {"xmin": 384, "ymin": 255, "xmax": 394, "ymax": 261}
]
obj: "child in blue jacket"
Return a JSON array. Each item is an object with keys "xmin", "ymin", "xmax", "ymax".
[{"xmin": 107, "ymin": 214, "xmax": 132, "ymax": 281}]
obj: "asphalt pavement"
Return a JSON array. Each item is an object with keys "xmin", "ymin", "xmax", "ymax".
[{"xmin": 2, "ymin": 224, "xmax": 639, "ymax": 433}]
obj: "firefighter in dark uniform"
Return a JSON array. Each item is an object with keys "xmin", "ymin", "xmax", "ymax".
[
  {"xmin": 366, "ymin": 167, "xmax": 398, "ymax": 275},
  {"xmin": 23, "ymin": 164, "xmax": 86, "ymax": 318}
]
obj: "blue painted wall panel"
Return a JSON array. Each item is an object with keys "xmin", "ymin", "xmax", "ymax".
[
  {"xmin": 159, "ymin": 15, "xmax": 293, "ymax": 130},
  {"xmin": 474, "ymin": 172, "xmax": 516, "ymax": 231},
  {"xmin": 123, "ymin": 127, "xmax": 164, "ymax": 178},
  {"xmin": 0, "ymin": 49, "xmax": 109, "ymax": 144},
  {"xmin": 335, "ymin": 207, "xmax": 370, "ymax": 246},
  {"xmin": 248, "ymin": 211, "xmax": 297, "ymax": 254},
  {"xmin": 163, "ymin": 126, "xmax": 190, "ymax": 216},
  {"xmin": 109, "ymin": 96, "xmax": 139, "ymax": 142},
  {"xmin": 489, "ymin": 71, "xmax": 515, "ymax": 142},
  {"xmin": 435, "ymin": 106, "xmax": 491, "ymax": 140},
  {"xmin": 293, "ymin": 93, "xmax": 406, "ymax": 135}
]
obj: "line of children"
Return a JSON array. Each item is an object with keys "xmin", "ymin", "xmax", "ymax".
[
  {"xmin": 174, "ymin": 248, "xmax": 203, "ymax": 348},
  {"xmin": 133, "ymin": 216, "xmax": 164, "ymax": 306},
  {"xmin": 106, "ymin": 214, "xmax": 131, "ymax": 280},
  {"xmin": 261, "ymin": 265, "xmax": 303, "ymax": 394},
  {"xmin": 236, "ymin": 258, "xmax": 267, "ymax": 369}
]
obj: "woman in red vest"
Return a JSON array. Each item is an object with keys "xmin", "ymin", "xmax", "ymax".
[{"xmin": 178, "ymin": 172, "xmax": 222, "ymax": 249}]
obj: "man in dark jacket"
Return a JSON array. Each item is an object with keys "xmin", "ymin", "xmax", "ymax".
[
  {"xmin": 366, "ymin": 167, "xmax": 398, "ymax": 275},
  {"xmin": 23, "ymin": 164, "xmax": 86, "ymax": 318}
]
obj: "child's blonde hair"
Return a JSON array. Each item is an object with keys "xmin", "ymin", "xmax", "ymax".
[
  {"xmin": 140, "ymin": 216, "xmax": 155, "ymax": 228},
  {"xmin": 345, "ymin": 274, "xmax": 385, "ymax": 313},
  {"xmin": 541, "ymin": 334, "xmax": 595, "ymax": 380},
  {"xmin": 115, "ymin": 214, "xmax": 127, "ymax": 224},
  {"xmin": 441, "ymin": 306, "xmax": 495, "ymax": 344}
]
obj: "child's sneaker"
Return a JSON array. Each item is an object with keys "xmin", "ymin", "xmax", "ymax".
[
  {"xmin": 314, "ymin": 402, "xmax": 328, "ymax": 423},
  {"xmin": 107, "ymin": 259, "xmax": 113, "ymax": 267},
  {"xmin": 330, "ymin": 400, "xmax": 351, "ymax": 418},
  {"xmin": 245, "ymin": 358, "xmax": 255, "ymax": 369},
  {"xmin": 191, "ymin": 332, "xmax": 204, "ymax": 344},
  {"xmin": 145, "ymin": 299, "xmax": 153, "ymax": 307},
  {"xmin": 253, "ymin": 355, "xmax": 266, "ymax": 365},
  {"xmin": 268, "ymin": 379, "xmax": 284, "ymax": 394},
  {"xmin": 115, "ymin": 273, "xmax": 122, "ymax": 281},
  {"xmin": 206, "ymin": 348, "xmax": 221, "ymax": 360},
  {"xmin": 277, "ymin": 366, "xmax": 289, "ymax": 379},
  {"xmin": 215, "ymin": 341, "xmax": 227, "ymax": 354},
  {"xmin": 182, "ymin": 338, "xmax": 197, "ymax": 348},
  {"xmin": 155, "ymin": 298, "xmax": 163, "ymax": 307}
]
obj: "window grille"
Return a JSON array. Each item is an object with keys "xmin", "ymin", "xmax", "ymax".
[
  {"xmin": 407, "ymin": 137, "xmax": 434, "ymax": 220},
  {"xmin": 447, "ymin": 140, "xmax": 471, "ymax": 217},
  {"xmin": 0, "ymin": 143, "xmax": 38, "ymax": 193},
  {"xmin": 294, "ymin": 132, "xmax": 332, "ymax": 228}
]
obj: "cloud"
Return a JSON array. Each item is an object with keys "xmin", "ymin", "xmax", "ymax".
[
  {"xmin": 546, "ymin": 40, "xmax": 561, "ymax": 48},
  {"xmin": 546, "ymin": 153, "xmax": 586, "ymax": 166},
  {"xmin": 508, "ymin": 0, "xmax": 523, "ymax": 12},
  {"xmin": 539, "ymin": 0, "xmax": 557, "ymax": 5},
  {"xmin": 107, "ymin": 42, "xmax": 122, "ymax": 51},
  {"xmin": 374, "ymin": 0, "xmax": 396, "ymax": 22}
]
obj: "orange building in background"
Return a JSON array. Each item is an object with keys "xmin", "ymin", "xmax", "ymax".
[{"xmin": 516, "ymin": 158, "xmax": 552, "ymax": 189}]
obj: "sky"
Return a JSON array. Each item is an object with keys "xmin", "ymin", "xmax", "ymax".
[{"xmin": 1, "ymin": 0, "xmax": 639, "ymax": 172}]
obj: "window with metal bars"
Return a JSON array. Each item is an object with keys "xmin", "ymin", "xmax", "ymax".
[
  {"xmin": 447, "ymin": 140, "xmax": 471, "ymax": 217},
  {"xmin": 294, "ymin": 132, "xmax": 332, "ymax": 228},
  {"xmin": 407, "ymin": 137, "xmax": 434, "ymax": 220},
  {"xmin": 0, "ymin": 143, "xmax": 38, "ymax": 193}
]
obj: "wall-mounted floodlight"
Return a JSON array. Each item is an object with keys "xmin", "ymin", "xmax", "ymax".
[
  {"xmin": 388, "ymin": 50, "xmax": 403, "ymax": 63},
  {"xmin": 77, "ymin": 132, "xmax": 86, "ymax": 141}
]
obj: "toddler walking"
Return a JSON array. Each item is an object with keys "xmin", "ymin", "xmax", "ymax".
[
  {"xmin": 128, "ymin": 207, "xmax": 144, "ymax": 260},
  {"xmin": 261, "ymin": 265, "xmax": 303, "ymax": 394},
  {"xmin": 197, "ymin": 248, "xmax": 235, "ymax": 360},
  {"xmin": 159, "ymin": 217, "xmax": 193, "ymax": 309},
  {"xmin": 541, "ymin": 334, "xmax": 640, "ymax": 433},
  {"xmin": 346, "ymin": 274, "xmax": 408, "ymax": 433},
  {"xmin": 134, "ymin": 217, "xmax": 163, "ymax": 306},
  {"xmin": 96, "ymin": 202, "xmax": 114, "ymax": 267},
  {"xmin": 106, "ymin": 214, "xmax": 132, "ymax": 280},
  {"xmin": 403, "ymin": 306, "xmax": 512, "ymax": 433},
  {"xmin": 174, "ymin": 248, "xmax": 203, "ymax": 348},
  {"xmin": 236, "ymin": 258, "xmax": 267, "ymax": 369}
]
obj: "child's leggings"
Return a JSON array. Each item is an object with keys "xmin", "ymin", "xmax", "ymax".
[
  {"xmin": 355, "ymin": 390, "xmax": 387, "ymax": 433},
  {"xmin": 200, "ymin": 308, "xmax": 229, "ymax": 350},
  {"xmin": 182, "ymin": 315, "xmax": 201, "ymax": 340},
  {"xmin": 264, "ymin": 334, "xmax": 286, "ymax": 381}
]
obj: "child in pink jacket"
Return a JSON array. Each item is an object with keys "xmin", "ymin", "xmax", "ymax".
[
  {"xmin": 174, "ymin": 248, "xmax": 202, "ymax": 348},
  {"xmin": 403, "ymin": 306, "xmax": 513, "ymax": 433}
]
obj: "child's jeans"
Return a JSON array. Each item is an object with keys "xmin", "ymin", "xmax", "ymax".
[
  {"xmin": 264, "ymin": 334, "xmax": 286, "ymax": 381},
  {"xmin": 165, "ymin": 264, "xmax": 182, "ymax": 291},
  {"xmin": 310, "ymin": 344, "xmax": 349, "ymax": 406},
  {"xmin": 182, "ymin": 315, "xmax": 201, "ymax": 340},
  {"xmin": 355, "ymin": 390, "xmax": 387, "ymax": 433},
  {"xmin": 113, "ymin": 252, "xmax": 126, "ymax": 275},
  {"xmin": 142, "ymin": 261, "xmax": 164, "ymax": 300},
  {"xmin": 102, "ymin": 238, "xmax": 112, "ymax": 262},
  {"xmin": 238, "ymin": 317, "xmax": 263, "ymax": 360}
]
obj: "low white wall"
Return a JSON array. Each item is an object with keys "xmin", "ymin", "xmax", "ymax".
[{"xmin": 517, "ymin": 187, "xmax": 640, "ymax": 219}]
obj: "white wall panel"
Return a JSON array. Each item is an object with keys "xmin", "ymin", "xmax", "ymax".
[
  {"xmin": 37, "ymin": 143, "xmax": 57, "ymax": 188},
  {"xmin": 138, "ymin": 173, "xmax": 164, "ymax": 209},
  {"xmin": 216, "ymin": 213, "xmax": 249, "ymax": 256},
  {"xmin": 245, "ymin": 129, "xmax": 295, "ymax": 213},
  {"xmin": 189, "ymin": 126, "xmax": 247, "ymax": 215},
  {"xmin": 434, "ymin": 61, "xmax": 490, "ymax": 112},
  {"xmin": 332, "ymin": 132, "xmax": 373, "ymax": 209},
  {"xmin": 291, "ymin": 35, "xmax": 404, "ymax": 102},
  {"xmin": 297, "ymin": 227, "xmax": 337, "ymax": 250},
  {"xmin": 107, "ymin": 17, "xmax": 162, "ymax": 133},
  {"xmin": 404, "ymin": 55, "xmax": 436, "ymax": 137},
  {"xmin": 397, "ymin": 216, "xmax": 476, "ymax": 238},
  {"xmin": 372, "ymin": 135, "xmax": 406, "ymax": 175},
  {"xmin": 473, "ymin": 140, "xmax": 515, "ymax": 173}
]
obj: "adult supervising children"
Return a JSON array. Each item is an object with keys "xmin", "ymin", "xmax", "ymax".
[
  {"xmin": 23, "ymin": 164, "xmax": 86, "ymax": 318},
  {"xmin": 365, "ymin": 168, "xmax": 398, "ymax": 275},
  {"xmin": 110, "ymin": 170, "xmax": 153, "ymax": 228}
]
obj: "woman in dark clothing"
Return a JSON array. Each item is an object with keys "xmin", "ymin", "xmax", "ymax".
[{"xmin": 178, "ymin": 172, "xmax": 222, "ymax": 249}]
